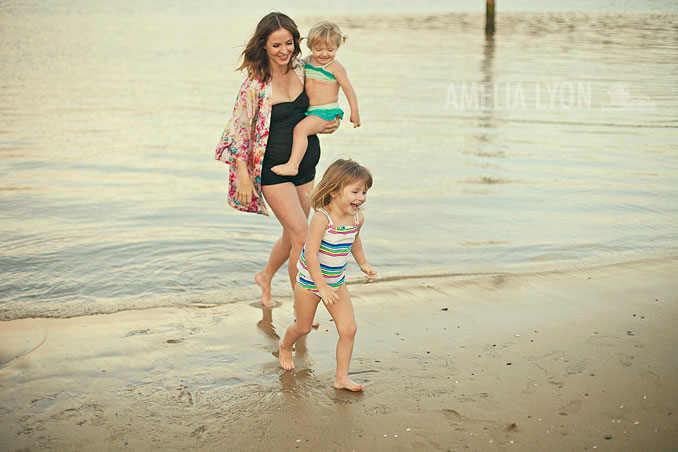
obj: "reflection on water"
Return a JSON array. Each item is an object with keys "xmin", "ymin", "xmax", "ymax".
[{"xmin": 0, "ymin": 7, "xmax": 677, "ymax": 319}]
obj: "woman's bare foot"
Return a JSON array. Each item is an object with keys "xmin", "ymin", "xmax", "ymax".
[
  {"xmin": 334, "ymin": 376, "xmax": 363, "ymax": 392},
  {"xmin": 278, "ymin": 340, "xmax": 295, "ymax": 370},
  {"xmin": 254, "ymin": 271, "xmax": 275, "ymax": 307},
  {"xmin": 271, "ymin": 162, "xmax": 299, "ymax": 176}
]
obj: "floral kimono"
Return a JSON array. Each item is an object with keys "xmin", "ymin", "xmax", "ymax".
[{"xmin": 215, "ymin": 58, "xmax": 306, "ymax": 216}]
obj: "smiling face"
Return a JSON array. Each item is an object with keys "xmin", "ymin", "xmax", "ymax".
[
  {"xmin": 264, "ymin": 28, "xmax": 295, "ymax": 69},
  {"xmin": 310, "ymin": 39, "xmax": 338, "ymax": 66},
  {"xmin": 331, "ymin": 180, "xmax": 368, "ymax": 216}
]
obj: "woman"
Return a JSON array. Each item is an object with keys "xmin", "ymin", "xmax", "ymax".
[{"xmin": 215, "ymin": 12, "xmax": 339, "ymax": 306}]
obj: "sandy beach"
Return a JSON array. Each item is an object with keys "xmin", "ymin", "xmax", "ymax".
[{"xmin": 1, "ymin": 258, "xmax": 676, "ymax": 451}]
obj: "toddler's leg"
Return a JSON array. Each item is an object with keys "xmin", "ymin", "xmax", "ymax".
[
  {"xmin": 325, "ymin": 284, "xmax": 363, "ymax": 391},
  {"xmin": 271, "ymin": 115, "xmax": 329, "ymax": 176},
  {"xmin": 279, "ymin": 283, "xmax": 320, "ymax": 370}
]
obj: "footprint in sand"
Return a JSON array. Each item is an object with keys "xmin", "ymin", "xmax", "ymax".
[
  {"xmin": 548, "ymin": 379, "xmax": 564, "ymax": 389},
  {"xmin": 558, "ymin": 399, "xmax": 582, "ymax": 416},
  {"xmin": 442, "ymin": 408, "xmax": 463, "ymax": 423},
  {"xmin": 191, "ymin": 425, "xmax": 207, "ymax": 437},
  {"xmin": 616, "ymin": 353, "xmax": 634, "ymax": 367},
  {"xmin": 125, "ymin": 329, "xmax": 150, "ymax": 337},
  {"xmin": 455, "ymin": 393, "xmax": 489, "ymax": 403},
  {"xmin": 522, "ymin": 380, "xmax": 541, "ymax": 394},
  {"xmin": 641, "ymin": 369, "xmax": 662, "ymax": 386},
  {"xmin": 177, "ymin": 384, "xmax": 194, "ymax": 405},
  {"xmin": 566, "ymin": 360, "xmax": 587, "ymax": 375}
]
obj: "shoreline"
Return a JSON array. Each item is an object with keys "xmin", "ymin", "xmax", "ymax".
[
  {"xmin": 1, "ymin": 257, "xmax": 676, "ymax": 451},
  {"xmin": 3, "ymin": 253, "xmax": 676, "ymax": 322}
]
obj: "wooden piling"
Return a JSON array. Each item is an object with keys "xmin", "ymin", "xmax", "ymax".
[{"xmin": 486, "ymin": 0, "xmax": 496, "ymax": 35}]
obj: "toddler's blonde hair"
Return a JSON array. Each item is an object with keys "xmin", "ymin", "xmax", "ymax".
[
  {"xmin": 306, "ymin": 21, "xmax": 347, "ymax": 49},
  {"xmin": 309, "ymin": 159, "xmax": 372, "ymax": 210}
]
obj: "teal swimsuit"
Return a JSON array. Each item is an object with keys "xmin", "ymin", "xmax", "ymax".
[{"xmin": 304, "ymin": 60, "xmax": 345, "ymax": 121}]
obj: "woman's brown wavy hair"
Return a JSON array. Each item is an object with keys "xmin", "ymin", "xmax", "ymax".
[{"xmin": 237, "ymin": 12, "xmax": 301, "ymax": 83}]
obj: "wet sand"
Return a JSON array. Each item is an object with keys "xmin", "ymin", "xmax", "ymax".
[{"xmin": 1, "ymin": 258, "xmax": 676, "ymax": 451}]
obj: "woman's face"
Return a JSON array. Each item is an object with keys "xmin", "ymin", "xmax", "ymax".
[{"xmin": 264, "ymin": 28, "xmax": 295, "ymax": 69}]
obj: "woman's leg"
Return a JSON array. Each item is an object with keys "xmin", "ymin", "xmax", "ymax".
[
  {"xmin": 255, "ymin": 230, "xmax": 291, "ymax": 306},
  {"xmin": 262, "ymin": 182, "xmax": 310, "ymax": 287},
  {"xmin": 259, "ymin": 181, "xmax": 318, "ymax": 324},
  {"xmin": 325, "ymin": 284, "xmax": 363, "ymax": 391},
  {"xmin": 271, "ymin": 115, "xmax": 327, "ymax": 176},
  {"xmin": 278, "ymin": 283, "xmax": 320, "ymax": 370},
  {"xmin": 295, "ymin": 179, "xmax": 314, "ymax": 226}
]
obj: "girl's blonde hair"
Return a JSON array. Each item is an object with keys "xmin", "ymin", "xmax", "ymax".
[
  {"xmin": 306, "ymin": 21, "xmax": 347, "ymax": 49},
  {"xmin": 309, "ymin": 159, "xmax": 373, "ymax": 210}
]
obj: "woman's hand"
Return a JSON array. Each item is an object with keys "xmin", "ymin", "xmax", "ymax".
[
  {"xmin": 319, "ymin": 117, "xmax": 341, "ymax": 134},
  {"xmin": 235, "ymin": 160, "xmax": 257, "ymax": 208}
]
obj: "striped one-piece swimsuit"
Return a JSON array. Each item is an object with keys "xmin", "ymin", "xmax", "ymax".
[{"xmin": 296, "ymin": 209, "xmax": 358, "ymax": 294}]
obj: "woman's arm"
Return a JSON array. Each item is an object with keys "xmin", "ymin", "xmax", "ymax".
[
  {"xmin": 217, "ymin": 78, "xmax": 257, "ymax": 164},
  {"xmin": 234, "ymin": 159, "xmax": 257, "ymax": 208},
  {"xmin": 223, "ymin": 78, "xmax": 260, "ymax": 206},
  {"xmin": 304, "ymin": 212, "xmax": 340, "ymax": 305},
  {"xmin": 319, "ymin": 117, "xmax": 341, "ymax": 134},
  {"xmin": 332, "ymin": 62, "xmax": 360, "ymax": 127}
]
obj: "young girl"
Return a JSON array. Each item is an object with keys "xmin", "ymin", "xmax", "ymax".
[
  {"xmin": 271, "ymin": 22, "xmax": 360, "ymax": 177},
  {"xmin": 278, "ymin": 159, "xmax": 376, "ymax": 391}
]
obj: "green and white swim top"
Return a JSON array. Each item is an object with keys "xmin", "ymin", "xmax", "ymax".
[{"xmin": 304, "ymin": 59, "xmax": 337, "ymax": 83}]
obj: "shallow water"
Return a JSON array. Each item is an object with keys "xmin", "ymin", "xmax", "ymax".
[{"xmin": 1, "ymin": 2, "xmax": 677, "ymax": 319}]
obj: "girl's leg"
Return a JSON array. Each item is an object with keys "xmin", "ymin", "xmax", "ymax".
[
  {"xmin": 279, "ymin": 283, "xmax": 321, "ymax": 370},
  {"xmin": 255, "ymin": 230, "xmax": 291, "ymax": 306},
  {"xmin": 296, "ymin": 180, "xmax": 320, "ymax": 328},
  {"xmin": 325, "ymin": 284, "xmax": 363, "ymax": 391},
  {"xmin": 271, "ymin": 115, "xmax": 328, "ymax": 176}
]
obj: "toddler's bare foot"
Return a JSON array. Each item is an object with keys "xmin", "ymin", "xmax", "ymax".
[
  {"xmin": 271, "ymin": 163, "xmax": 299, "ymax": 176},
  {"xmin": 278, "ymin": 340, "xmax": 295, "ymax": 370},
  {"xmin": 334, "ymin": 376, "xmax": 363, "ymax": 392},
  {"xmin": 254, "ymin": 271, "xmax": 275, "ymax": 307}
]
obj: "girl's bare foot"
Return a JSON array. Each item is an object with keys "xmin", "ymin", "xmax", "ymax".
[
  {"xmin": 334, "ymin": 376, "xmax": 363, "ymax": 392},
  {"xmin": 278, "ymin": 340, "xmax": 295, "ymax": 370},
  {"xmin": 271, "ymin": 163, "xmax": 299, "ymax": 176},
  {"xmin": 254, "ymin": 271, "xmax": 275, "ymax": 307}
]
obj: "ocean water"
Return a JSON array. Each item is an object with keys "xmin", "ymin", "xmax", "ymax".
[{"xmin": 1, "ymin": 1, "xmax": 677, "ymax": 320}]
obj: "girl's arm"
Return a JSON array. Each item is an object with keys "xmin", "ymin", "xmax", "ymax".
[
  {"xmin": 351, "ymin": 213, "xmax": 376, "ymax": 280},
  {"xmin": 304, "ymin": 212, "xmax": 341, "ymax": 305},
  {"xmin": 332, "ymin": 62, "xmax": 360, "ymax": 128}
]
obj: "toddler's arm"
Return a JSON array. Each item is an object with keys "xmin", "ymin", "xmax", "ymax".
[
  {"xmin": 304, "ymin": 212, "xmax": 340, "ymax": 305},
  {"xmin": 332, "ymin": 62, "xmax": 360, "ymax": 128},
  {"xmin": 351, "ymin": 213, "xmax": 376, "ymax": 280}
]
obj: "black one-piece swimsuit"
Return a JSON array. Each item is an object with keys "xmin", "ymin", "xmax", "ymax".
[{"xmin": 261, "ymin": 91, "xmax": 321, "ymax": 186}]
